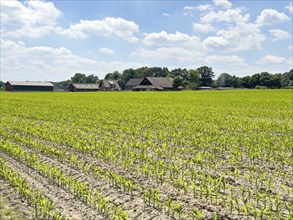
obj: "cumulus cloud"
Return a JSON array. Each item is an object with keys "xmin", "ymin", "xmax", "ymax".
[
  {"xmin": 204, "ymin": 22, "xmax": 265, "ymax": 51},
  {"xmin": 183, "ymin": 6, "xmax": 195, "ymax": 10},
  {"xmin": 99, "ymin": 47, "xmax": 115, "ymax": 55},
  {"xmin": 203, "ymin": 36, "xmax": 229, "ymax": 48},
  {"xmin": 197, "ymin": 4, "xmax": 212, "ymax": 11},
  {"xmin": 163, "ymin": 13, "xmax": 171, "ymax": 17},
  {"xmin": 1, "ymin": 0, "xmax": 62, "ymax": 38},
  {"xmin": 256, "ymin": 9, "xmax": 290, "ymax": 26},
  {"xmin": 213, "ymin": 0, "xmax": 232, "ymax": 9},
  {"xmin": 58, "ymin": 17, "xmax": 139, "ymax": 42},
  {"xmin": 142, "ymin": 31, "xmax": 202, "ymax": 49},
  {"xmin": 269, "ymin": 29, "xmax": 291, "ymax": 41},
  {"xmin": 201, "ymin": 8, "xmax": 250, "ymax": 23},
  {"xmin": 0, "ymin": 38, "xmax": 145, "ymax": 81},
  {"xmin": 289, "ymin": 45, "xmax": 293, "ymax": 50},
  {"xmin": 285, "ymin": 3, "xmax": 293, "ymax": 14},
  {"xmin": 257, "ymin": 55, "xmax": 288, "ymax": 65},
  {"xmin": 193, "ymin": 23, "xmax": 215, "ymax": 33}
]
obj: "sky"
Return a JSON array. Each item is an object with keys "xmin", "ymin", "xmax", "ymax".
[{"xmin": 1, "ymin": 0, "xmax": 292, "ymax": 82}]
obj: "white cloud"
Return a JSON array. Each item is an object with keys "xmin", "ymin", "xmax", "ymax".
[
  {"xmin": 201, "ymin": 8, "xmax": 250, "ymax": 23},
  {"xmin": 204, "ymin": 22, "xmax": 265, "ymax": 51},
  {"xmin": 183, "ymin": 6, "xmax": 195, "ymax": 10},
  {"xmin": 132, "ymin": 47, "xmax": 200, "ymax": 62},
  {"xmin": 0, "ymin": 38, "xmax": 145, "ymax": 81},
  {"xmin": 257, "ymin": 55, "xmax": 288, "ymax": 65},
  {"xmin": 142, "ymin": 31, "xmax": 202, "ymax": 49},
  {"xmin": 213, "ymin": 0, "xmax": 232, "ymax": 9},
  {"xmin": 99, "ymin": 47, "xmax": 115, "ymax": 55},
  {"xmin": 163, "ymin": 13, "xmax": 171, "ymax": 17},
  {"xmin": 269, "ymin": 29, "xmax": 291, "ymax": 41},
  {"xmin": 197, "ymin": 4, "xmax": 212, "ymax": 11},
  {"xmin": 58, "ymin": 17, "xmax": 139, "ymax": 42},
  {"xmin": 193, "ymin": 23, "xmax": 215, "ymax": 33},
  {"xmin": 256, "ymin": 9, "xmax": 290, "ymax": 26},
  {"xmin": 1, "ymin": 0, "xmax": 62, "ymax": 38},
  {"xmin": 285, "ymin": 3, "xmax": 293, "ymax": 14},
  {"xmin": 203, "ymin": 36, "xmax": 229, "ymax": 48},
  {"xmin": 289, "ymin": 45, "xmax": 293, "ymax": 50}
]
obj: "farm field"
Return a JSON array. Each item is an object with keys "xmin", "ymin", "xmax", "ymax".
[{"xmin": 0, "ymin": 90, "xmax": 292, "ymax": 220}]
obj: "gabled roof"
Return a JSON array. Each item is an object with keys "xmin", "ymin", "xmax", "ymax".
[
  {"xmin": 145, "ymin": 77, "xmax": 173, "ymax": 89},
  {"xmin": 125, "ymin": 78, "xmax": 143, "ymax": 86},
  {"xmin": 70, "ymin": 83, "xmax": 100, "ymax": 89},
  {"xmin": 100, "ymin": 80, "xmax": 120, "ymax": 89},
  {"xmin": 6, "ymin": 81, "xmax": 54, "ymax": 87}
]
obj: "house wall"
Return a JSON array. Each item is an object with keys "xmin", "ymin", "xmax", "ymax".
[
  {"xmin": 125, "ymin": 85, "xmax": 134, "ymax": 90},
  {"xmin": 140, "ymin": 78, "xmax": 152, "ymax": 85},
  {"xmin": 5, "ymin": 83, "xmax": 12, "ymax": 91},
  {"xmin": 7, "ymin": 85, "xmax": 54, "ymax": 91},
  {"xmin": 99, "ymin": 84, "xmax": 109, "ymax": 91},
  {"xmin": 68, "ymin": 85, "xmax": 77, "ymax": 92}
]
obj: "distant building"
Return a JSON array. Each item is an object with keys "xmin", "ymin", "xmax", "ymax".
[
  {"xmin": 67, "ymin": 83, "xmax": 100, "ymax": 92},
  {"xmin": 197, "ymin": 86, "xmax": 212, "ymax": 90},
  {"xmin": 5, "ymin": 81, "xmax": 54, "ymax": 91},
  {"xmin": 99, "ymin": 80, "xmax": 121, "ymax": 91},
  {"xmin": 129, "ymin": 77, "xmax": 183, "ymax": 91},
  {"xmin": 125, "ymin": 78, "xmax": 143, "ymax": 90}
]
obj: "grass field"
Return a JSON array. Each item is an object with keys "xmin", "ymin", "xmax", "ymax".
[{"xmin": 0, "ymin": 90, "xmax": 292, "ymax": 219}]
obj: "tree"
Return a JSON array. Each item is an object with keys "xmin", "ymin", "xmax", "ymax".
[
  {"xmin": 171, "ymin": 68, "xmax": 188, "ymax": 81},
  {"xmin": 187, "ymin": 69, "xmax": 200, "ymax": 90},
  {"xmin": 173, "ymin": 76, "xmax": 183, "ymax": 89},
  {"xmin": 53, "ymin": 80, "xmax": 71, "ymax": 90},
  {"xmin": 84, "ymin": 74, "xmax": 99, "ymax": 83},
  {"xmin": 250, "ymin": 73, "xmax": 261, "ymax": 88},
  {"xmin": 216, "ymin": 73, "xmax": 239, "ymax": 88},
  {"xmin": 197, "ymin": 66, "xmax": 215, "ymax": 86},
  {"xmin": 105, "ymin": 71, "xmax": 121, "ymax": 80},
  {"xmin": 281, "ymin": 69, "xmax": 293, "ymax": 87},
  {"xmin": 71, "ymin": 73, "xmax": 87, "ymax": 83},
  {"xmin": 0, "ymin": 81, "xmax": 4, "ymax": 90},
  {"xmin": 238, "ymin": 76, "xmax": 251, "ymax": 88},
  {"xmin": 71, "ymin": 73, "xmax": 99, "ymax": 84},
  {"xmin": 119, "ymin": 68, "xmax": 136, "ymax": 89}
]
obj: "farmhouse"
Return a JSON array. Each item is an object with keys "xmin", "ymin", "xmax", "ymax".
[
  {"xmin": 130, "ymin": 77, "xmax": 181, "ymax": 91},
  {"xmin": 67, "ymin": 83, "xmax": 100, "ymax": 92},
  {"xmin": 125, "ymin": 78, "xmax": 143, "ymax": 90},
  {"xmin": 99, "ymin": 80, "xmax": 121, "ymax": 91},
  {"xmin": 5, "ymin": 81, "xmax": 54, "ymax": 91}
]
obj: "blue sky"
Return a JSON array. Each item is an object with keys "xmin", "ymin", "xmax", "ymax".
[{"xmin": 1, "ymin": 0, "xmax": 292, "ymax": 81}]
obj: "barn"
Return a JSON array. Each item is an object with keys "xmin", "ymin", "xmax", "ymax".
[
  {"xmin": 130, "ymin": 77, "xmax": 181, "ymax": 91},
  {"xmin": 125, "ymin": 78, "xmax": 143, "ymax": 90},
  {"xmin": 99, "ymin": 80, "xmax": 121, "ymax": 91},
  {"xmin": 67, "ymin": 83, "xmax": 100, "ymax": 92},
  {"xmin": 5, "ymin": 81, "xmax": 54, "ymax": 91}
]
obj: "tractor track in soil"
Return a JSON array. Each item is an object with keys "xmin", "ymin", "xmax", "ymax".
[
  {"xmin": 0, "ymin": 151, "xmax": 104, "ymax": 220},
  {"xmin": 2, "ymin": 139, "xmax": 172, "ymax": 220},
  {"xmin": 5, "ymin": 133, "xmax": 238, "ymax": 219},
  {"xmin": 0, "ymin": 179, "xmax": 33, "ymax": 219}
]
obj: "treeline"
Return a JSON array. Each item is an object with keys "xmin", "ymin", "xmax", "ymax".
[
  {"xmin": 104, "ymin": 66, "xmax": 293, "ymax": 90},
  {"xmin": 1, "ymin": 67, "xmax": 292, "ymax": 90}
]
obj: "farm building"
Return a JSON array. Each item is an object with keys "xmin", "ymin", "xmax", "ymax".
[
  {"xmin": 99, "ymin": 80, "xmax": 121, "ymax": 91},
  {"xmin": 67, "ymin": 83, "xmax": 100, "ymax": 92},
  {"xmin": 125, "ymin": 78, "xmax": 143, "ymax": 90},
  {"xmin": 197, "ymin": 86, "xmax": 212, "ymax": 90},
  {"xmin": 5, "ymin": 81, "xmax": 54, "ymax": 91},
  {"xmin": 131, "ymin": 77, "xmax": 182, "ymax": 91}
]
